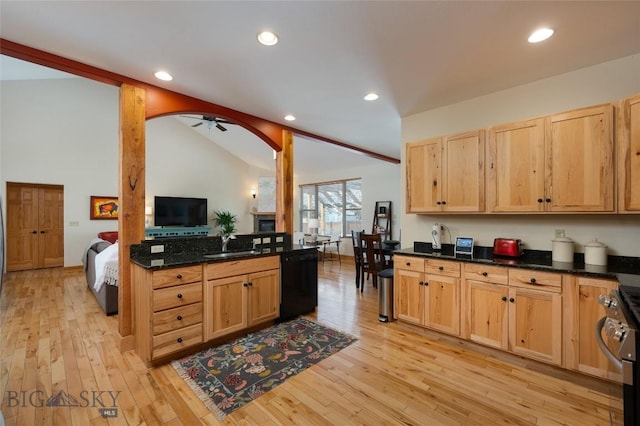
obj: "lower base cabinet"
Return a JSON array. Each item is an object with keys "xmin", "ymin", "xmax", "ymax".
[
  {"xmin": 134, "ymin": 255, "xmax": 280, "ymax": 366},
  {"xmin": 394, "ymin": 256, "xmax": 461, "ymax": 336},
  {"xmin": 564, "ymin": 275, "xmax": 620, "ymax": 381},
  {"xmin": 205, "ymin": 256, "xmax": 280, "ymax": 342}
]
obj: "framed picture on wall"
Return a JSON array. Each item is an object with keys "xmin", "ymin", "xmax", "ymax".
[{"xmin": 90, "ymin": 196, "xmax": 119, "ymax": 220}]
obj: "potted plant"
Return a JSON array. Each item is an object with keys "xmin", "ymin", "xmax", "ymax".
[{"xmin": 212, "ymin": 209, "xmax": 238, "ymax": 236}]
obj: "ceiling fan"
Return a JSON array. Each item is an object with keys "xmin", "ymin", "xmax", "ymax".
[{"xmin": 181, "ymin": 115, "xmax": 235, "ymax": 132}]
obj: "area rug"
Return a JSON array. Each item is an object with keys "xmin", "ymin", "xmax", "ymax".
[{"xmin": 171, "ymin": 317, "xmax": 357, "ymax": 419}]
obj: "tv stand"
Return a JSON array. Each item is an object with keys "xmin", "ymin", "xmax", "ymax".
[{"xmin": 145, "ymin": 226, "xmax": 211, "ymax": 238}]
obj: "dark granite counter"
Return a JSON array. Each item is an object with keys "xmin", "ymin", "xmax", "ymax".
[
  {"xmin": 394, "ymin": 242, "xmax": 640, "ymax": 281},
  {"xmin": 130, "ymin": 232, "xmax": 316, "ymax": 270}
]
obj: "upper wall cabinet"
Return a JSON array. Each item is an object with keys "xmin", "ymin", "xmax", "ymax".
[
  {"xmin": 547, "ymin": 104, "xmax": 614, "ymax": 212},
  {"xmin": 487, "ymin": 104, "xmax": 614, "ymax": 213},
  {"xmin": 406, "ymin": 130, "xmax": 485, "ymax": 213},
  {"xmin": 617, "ymin": 93, "xmax": 640, "ymax": 213},
  {"xmin": 487, "ymin": 118, "xmax": 546, "ymax": 212}
]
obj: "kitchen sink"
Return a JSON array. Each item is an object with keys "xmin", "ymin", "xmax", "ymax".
[{"xmin": 203, "ymin": 250, "xmax": 260, "ymax": 259}]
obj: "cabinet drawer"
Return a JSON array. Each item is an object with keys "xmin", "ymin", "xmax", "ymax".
[
  {"xmin": 152, "ymin": 323, "xmax": 202, "ymax": 359},
  {"xmin": 152, "ymin": 265, "xmax": 202, "ymax": 289},
  {"xmin": 153, "ymin": 282, "xmax": 202, "ymax": 312},
  {"xmin": 206, "ymin": 255, "xmax": 280, "ymax": 279},
  {"xmin": 464, "ymin": 263, "xmax": 508, "ymax": 285},
  {"xmin": 393, "ymin": 255, "xmax": 425, "ymax": 273},
  {"xmin": 509, "ymin": 269, "xmax": 562, "ymax": 292},
  {"xmin": 425, "ymin": 259, "xmax": 460, "ymax": 278},
  {"xmin": 153, "ymin": 302, "xmax": 203, "ymax": 335}
]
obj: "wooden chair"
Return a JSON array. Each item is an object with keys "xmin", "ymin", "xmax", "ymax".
[
  {"xmin": 351, "ymin": 230, "xmax": 364, "ymax": 289},
  {"xmin": 359, "ymin": 232, "xmax": 389, "ymax": 293}
]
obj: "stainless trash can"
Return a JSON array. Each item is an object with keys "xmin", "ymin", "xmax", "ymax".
[{"xmin": 378, "ymin": 268, "xmax": 395, "ymax": 322}]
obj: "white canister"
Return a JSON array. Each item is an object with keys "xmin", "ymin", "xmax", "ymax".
[
  {"xmin": 552, "ymin": 236, "xmax": 574, "ymax": 263},
  {"xmin": 584, "ymin": 239, "xmax": 608, "ymax": 266}
]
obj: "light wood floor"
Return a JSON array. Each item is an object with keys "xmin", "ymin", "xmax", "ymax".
[{"xmin": 0, "ymin": 261, "xmax": 621, "ymax": 425}]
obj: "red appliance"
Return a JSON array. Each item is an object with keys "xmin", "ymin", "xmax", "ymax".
[{"xmin": 492, "ymin": 238, "xmax": 523, "ymax": 257}]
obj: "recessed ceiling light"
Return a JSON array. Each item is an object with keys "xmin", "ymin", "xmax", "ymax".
[
  {"xmin": 528, "ymin": 28, "xmax": 554, "ymax": 43},
  {"xmin": 154, "ymin": 70, "xmax": 173, "ymax": 81},
  {"xmin": 284, "ymin": 115, "xmax": 296, "ymax": 121},
  {"xmin": 364, "ymin": 93, "xmax": 379, "ymax": 101},
  {"xmin": 257, "ymin": 31, "xmax": 278, "ymax": 46}
]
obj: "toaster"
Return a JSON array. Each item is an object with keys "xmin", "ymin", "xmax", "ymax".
[{"xmin": 492, "ymin": 238, "xmax": 524, "ymax": 257}]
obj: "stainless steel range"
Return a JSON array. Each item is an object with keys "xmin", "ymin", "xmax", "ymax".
[{"xmin": 598, "ymin": 283, "xmax": 640, "ymax": 426}]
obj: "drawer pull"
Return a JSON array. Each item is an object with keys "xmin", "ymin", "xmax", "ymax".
[
  {"xmin": 438, "ymin": 266, "xmax": 444, "ymax": 271},
  {"xmin": 530, "ymin": 278, "xmax": 537, "ymax": 284},
  {"xmin": 406, "ymin": 262, "xmax": 411, "ymax": 266},
  {"xmin": 177, "ymin": 315, "xmax": 183, "ymax": 321},
  {"xmin": 177, "ymin": 274, "xmax": 183, "ymax": 279},
  {"xmin": 501, "ymin": 296, "xmax": 507, "ymax": 301},
  {"xmin": 482, "ymin": 272, "xmax": 488, "ymax": 277},
  {"xmin": 177, "ymin": 293, "xmax": 183, "ymax": 299},
  {"xmin": 177, "ymin": 337, "xmax": 183, "ymax": 343}
]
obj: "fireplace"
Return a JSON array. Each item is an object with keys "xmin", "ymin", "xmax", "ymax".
[{"xmin": 253, "ymin": 213, "xmax": 276, "ymax": 233}]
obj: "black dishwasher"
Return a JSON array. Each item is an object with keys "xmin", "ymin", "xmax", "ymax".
[{"xmin": 279, "ymin": 248, "xmax": 318, "ymax": 321}]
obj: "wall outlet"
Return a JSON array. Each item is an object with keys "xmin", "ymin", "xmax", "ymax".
[
  {"xmin": 554, "ymin": 229, "xmax": 565, "ymax": 238},
  {"xmin": 150, "ymin": 245, "xmax": 164, "ymax": 254}
]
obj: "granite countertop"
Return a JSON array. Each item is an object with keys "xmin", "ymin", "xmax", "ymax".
[
  {"xmin": 394, "ymin": 243, "xmax": 640, "ymax": 284},
  {"xmin": 130, "ymin": 245, "xmax": 315, "ymax": 270}
]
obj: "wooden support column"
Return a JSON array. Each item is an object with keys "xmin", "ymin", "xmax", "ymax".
[
  {"xmin": 276, "ymin": 130, "xmax": 294, "ymax": 235},
  {"xmin": 118, "ymin": 84, "xmax": 146, "ymax": 348}
]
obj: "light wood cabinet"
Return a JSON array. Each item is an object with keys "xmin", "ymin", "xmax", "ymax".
[
  {"xmin": 547, "ymin": 104, "xmax": 614, "ymax": 212},
  {"xmin": 406, "ymin": 130, "xmax": 485, "ymax": 213},
  {"xmin": 205, "ymin": 256, "xmax": 280, "ymax": 341},
  {"xmin": 617, "ymin": 93, "xmax": 640, "ymax": 213},
  {"xmin": 487, "ymin": 103, "xmax": 614, "ymax": 213},
  {"xmin": 394, "ymin": 255, "xmax": 461, "ymax": 336},
  {"xmin": 134, "ymin": 264, "xmax": 204, "ymax": 365},
  {"xmin": 564, "ymin": 275, "xmax": 620, "ymax": 380},
  {"xmin": 463, "ymin": 264, "xmax": 562, "ymax": 366}
]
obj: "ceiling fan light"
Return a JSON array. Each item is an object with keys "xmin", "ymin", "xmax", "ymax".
[
  {"xmin": 364, "ymin": 93, "xmax": 379, "ymax": 101},
  {"xmin": 257, "ymin": 31, "xmax": 278, "ymax": 46},
  {"xmin": 154, "ymin": 70, "xmax": 173, "ymax": 81},
  {"xmin": 284, "ymin": 115, "xmax": 296, "ymax": 121},
  {"xmin": 528, "ymin": 28, "xmax": 554, "ymax": 43}
]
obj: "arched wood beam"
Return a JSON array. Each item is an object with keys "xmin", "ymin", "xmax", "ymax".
[
  {"xmin": 144, "ymin": 86, "xmax": 283, "ymax": 151},
  {"xmin": 1, "ymin": 38, "xmax": 400, "ymax": 163}
]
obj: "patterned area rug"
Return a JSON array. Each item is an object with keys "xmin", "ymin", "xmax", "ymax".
[{"xmin": 172, "ymin": 317, "xmax": 357, "ymax": 419}]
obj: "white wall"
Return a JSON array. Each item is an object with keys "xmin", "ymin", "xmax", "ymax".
[
  {"xmin": 1, "ymin": 78, "xmax": 272, "ymax": 266},
  {"xmin": 401, "ymin": 54, "xmax": 640, "ymax": 257}
]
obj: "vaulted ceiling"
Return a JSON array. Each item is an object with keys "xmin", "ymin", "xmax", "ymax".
[{"xmin": 1, "ymin": 1, "xmax": 639, "ymax": 171}]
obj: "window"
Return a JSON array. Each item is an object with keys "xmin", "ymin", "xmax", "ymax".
[{"xmin": 300, "ymin": 178, "xmax": 362, "ymax": 237}]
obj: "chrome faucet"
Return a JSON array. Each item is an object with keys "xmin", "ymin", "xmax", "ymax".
[{"xmin": 222, "ymin": 234, "xmax": 236, "ymax": 252}]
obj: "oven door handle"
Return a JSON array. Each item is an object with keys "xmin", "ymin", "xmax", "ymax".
[{"xmin": 595, "ymin": 316, "xmax": 623, "ymax": 371}]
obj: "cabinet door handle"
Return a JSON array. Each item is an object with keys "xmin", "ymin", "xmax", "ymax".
[
  {"xmin": 482, "ymin": 272, "xmax": 488, "ymax": 277},
  {"xmin": 177, "ymin": 337, "xmax": 183, "ymax": 343},
  {"xmin": 419, "ymin": 281, "xmax": 423, "ymax": 286},
  {"xmin": 32, "ymin": 230, "xmax": 37, "ymax": 234},
  {"xmin": 530, "ymin": 278, "xmax": 537, "ymax": 284},
  {"xmin": 177, "ymin": 315, "xmax": 183, "ymax": 321},
  {"xmin": 537, "ymin": 198, "xmax": 543, "ymax": 203},
  {"xmin": 545, "ymin": 198, "xmax": 551, "ymax": 203},
  {"xmin": 436, "ymin": 201, "xmax": 441, "ymax": 205},
  {"xmin": 424, "ymin": 281, "xmax": 429, "ymax": 286},
  {"xmin": 509, "ymin": 297, "xmax": 515, "ymax": 303},
  {"xmin": 177, "ymin": 293, "xmax": 183, "ymax": 299},
  {"xmin": 177, "ymin": 274, "xmax": 183, "ymax": 279},
  {"xmin": 40, "ymin": 230, "xmax": 45, "ymax": 234},
  {"xmin": 441, "ymin": 201, "xmax": 447, "ymax": 205},
  {"xmin": 501, "ymin": 296, "xmax": 507, "ymax": 301}
]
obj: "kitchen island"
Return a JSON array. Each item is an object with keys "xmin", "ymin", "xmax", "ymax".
[{"xmin": 130, "ymin": 233, "xmax": 318, "ymax": 366}]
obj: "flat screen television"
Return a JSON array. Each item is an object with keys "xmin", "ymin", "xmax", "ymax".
[{"xmin": 154, "ymin": 196, "xmax": 208, "ymax": 227}]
